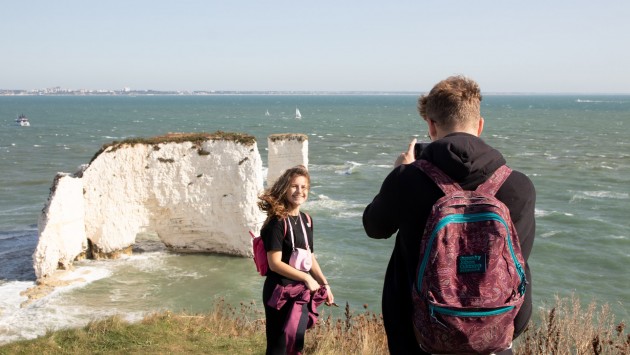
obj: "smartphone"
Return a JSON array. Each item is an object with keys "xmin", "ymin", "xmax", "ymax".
[{"xmin": 414, "ymin": 142, "xmax": 430, "ymax": 159}]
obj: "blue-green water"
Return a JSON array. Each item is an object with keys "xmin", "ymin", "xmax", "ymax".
[{"xmin": 0, "ymin": 95, "xmax": 628, "ymax": 344}]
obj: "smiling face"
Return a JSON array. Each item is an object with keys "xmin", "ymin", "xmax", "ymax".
[{"xmin": 285, "ymin": 175, "xmax": 309, "ymax": 212}]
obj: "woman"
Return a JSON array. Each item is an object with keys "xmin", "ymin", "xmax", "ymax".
[{"xmin": 258, "ymin": 165, "xmax": 334, "ymax": 355}]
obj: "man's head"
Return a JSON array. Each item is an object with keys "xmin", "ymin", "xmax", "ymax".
[{"xmin": 417, "ymin": 75, "xmax": 483, "ymax": 139}]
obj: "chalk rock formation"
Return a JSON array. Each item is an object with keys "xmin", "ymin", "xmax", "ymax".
[
  {"xmin": 34, "ymin": 173, "xmax": 88, "ymax": 279},
  {"xmin": 34, "ymin": 132, "xmax": 266, "ymax": 279},
  {"xmin": 267, "ymin": 133, "xmax": 309, "ymax": 186}
]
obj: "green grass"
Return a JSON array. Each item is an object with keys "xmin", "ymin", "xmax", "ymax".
[
  {"xmin": 89, "ymin": 131, "xmax": 256, "ymax": 163},
  {"xmin": 1, "ymin": 296, "xmax": 627, "ymax": 354}
]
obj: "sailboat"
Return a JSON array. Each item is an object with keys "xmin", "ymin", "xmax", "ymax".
[
  {"xmin": 295, "ymin": 107, "xmax": 302, "ymax": 119},
  {"xmin": 265, "ymin": 109, "xmax": 270, "ymax": 116},
  {"xmin": 16, "ymin": 114, "xmax": 30, "ymax": 127}
]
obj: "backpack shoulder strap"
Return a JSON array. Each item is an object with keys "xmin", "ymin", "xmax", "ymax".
[
  {"xmin": 303, "ymin": 212, "xmax": 312, "ymax": 229},
  {"xmin": 475, "ymin": 165, "xmax": 512, "ymax": 196},
  {"xmin": 412, "ymin": 159, "xmax": 463, "ymax": 194}
]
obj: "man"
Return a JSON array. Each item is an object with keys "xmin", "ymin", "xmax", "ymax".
[{"xmin": 363, "ymin": 75, "xmax": 535, "ymax": 354}]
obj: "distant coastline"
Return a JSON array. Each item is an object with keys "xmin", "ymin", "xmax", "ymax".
[
  {"xmin": 2, "ymin": 88, "xmax": 628, "ymax": 96},
  {"xmin": 1, "ymin": 88, "xmax": 419, "ymax": 96}
]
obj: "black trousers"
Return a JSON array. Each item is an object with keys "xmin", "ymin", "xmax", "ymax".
[{"xmin": 263, "ymin": 277, "xmax": 309, "ymax": 355}]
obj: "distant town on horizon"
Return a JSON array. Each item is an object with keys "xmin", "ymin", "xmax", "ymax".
[
  {"xmin": 1, "ymin": 87, "xmax": 627, "ymax": 96},
  {"xmin": 0, "ymin": 87, "xmax": 418, "ymax": 96}
]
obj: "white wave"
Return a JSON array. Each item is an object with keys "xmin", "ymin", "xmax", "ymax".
[
  {"xmin": 0, "ymin": 281, "xmax": 37, "ymax": 344},
  {"xmin": 335, "ymin": 161, "xmax": 363, "ymax": 175},
  {"xmin": 541, "ymin": 230, "xmax": 560, "ymax": 238},
  {"xmin": 56, "ymin": 266, "xmax": 112, "ymax": 287},
  {"xmin": 576, "ymin": 99, "xmax": 628, "ymax": 104},
  {"xmin": 306, "ymin": 194, "xmax": 343, "ymax": 209},
  {"xmin": 490, "ymin": 134, "xmax": 510, "ymax": 140},
  {"xmin": 337, "ymin": 211, "xmax": 363, "ymax": 219},
  {"xmin": 570, "ymin": 190, "xmax": 629, "ymax": 202},
  {"xmin": 535, "ymin": 208, "xmax": 552, "ymax": 217},
  {"xmin": 0, "ymin": 251, "xmax": 200, "ymax": 345},
  {"xmin": 514, "ymin": 152, "xmax": 537, "ymax": 157},
  {"xmin": 0, "ymin": 266, "xmax": 113, "ymax": 345},
  {"xmin": 305, "ymin": 194, "xmax": 364, "ymax": 219},
  {"xmin": 535, "ymin": 209, "xmax": 573, "ymax": 218}
]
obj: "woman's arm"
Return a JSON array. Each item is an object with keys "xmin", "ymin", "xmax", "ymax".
[
  {"xmin": 310, "ymin": 254, "xmax": 334, "ymax": 305},
  {"xmin": 267, "ymin": 250, "xmax": 320, "ymax": 291}
]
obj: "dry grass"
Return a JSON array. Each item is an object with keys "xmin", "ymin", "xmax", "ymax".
[
  {"xmin": 305, "ymin": 302, "xmax": 388, "ymax": 355},
  {"xmin": 1, "ymin": 296, "xmax": 627, "ymax": 354},
  {"xmin": 516, "ymin": 294, "xmax": 628, "ymax": 355},
  {"xmin": 89, "ymin": 131, "xmax": 256, "ymax": 163}
]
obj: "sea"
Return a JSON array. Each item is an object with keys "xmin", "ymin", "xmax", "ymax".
[{"xmin": 0, "ymin": 94, "xmax": 628, "ymax": 345}]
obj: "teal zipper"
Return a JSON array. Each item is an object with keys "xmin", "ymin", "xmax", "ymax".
[
  {"xmin": 430, "ymin": 304, "xmax": 515, "ymax": 317},
  {"xmin": 417, "ymin": 212, "xmax": 527, "ymax": 295}
]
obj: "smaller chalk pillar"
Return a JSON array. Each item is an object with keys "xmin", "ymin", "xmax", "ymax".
[{"xmin": 267, "ymin": 134, "xmax": 309, "ymax": 186}]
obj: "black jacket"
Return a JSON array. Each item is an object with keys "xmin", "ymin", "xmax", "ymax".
[{"xmin": 363, "ymin": 133, "xmax": 536, "ymax": 355}]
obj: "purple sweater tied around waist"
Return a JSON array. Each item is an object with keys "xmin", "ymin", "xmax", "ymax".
[{"xmin": 267, "ymin": 283, "xmax": 328, "ymax": 355}]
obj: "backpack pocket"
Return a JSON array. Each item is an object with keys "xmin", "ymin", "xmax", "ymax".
[{"xmin": 424, "ymin": 301, "xmax": 519, "ymax": 353}]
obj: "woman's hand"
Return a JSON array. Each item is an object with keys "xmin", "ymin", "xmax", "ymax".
[
  {"xmin": 304, "ymin": 275, "xmax": 320, "ymax": 292},
  {"xmin": 324, "ymin": 285, "xmax": 335, "ymax": 306}
]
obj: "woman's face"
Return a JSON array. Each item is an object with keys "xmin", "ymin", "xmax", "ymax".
[{"xmin": 286, "ymin": 175, "xmax": 309, "ymax": 209}]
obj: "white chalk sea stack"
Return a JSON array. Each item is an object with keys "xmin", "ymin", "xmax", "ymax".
[{"xmin": 33, "ymin": 132, "xmax": 311, "ymax": 282}]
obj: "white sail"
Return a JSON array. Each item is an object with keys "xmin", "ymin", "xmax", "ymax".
[
  {"xmin": 265, "ymin": 109, "xmax": 270, "ymax": 116},
  {"xmin": 295, "ymin": 107, "xmax": 302, "ymax": 119}
]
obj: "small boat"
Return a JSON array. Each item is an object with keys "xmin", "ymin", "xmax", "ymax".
[
  {"xmin": 265, "ymin": 109, "xmax": 271, "ymax": 116},
  {"xmin": 16, "ymin": 114, "xmax": 30, "ymax": 127},
  {"xmin": 295, "ymin": 107, "xmax": 302, "ymax": 119}
]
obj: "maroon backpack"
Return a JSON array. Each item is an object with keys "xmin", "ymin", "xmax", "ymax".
[{"xmin": 411, "ymin": 160, "xmax": 527, "ymax": 354}]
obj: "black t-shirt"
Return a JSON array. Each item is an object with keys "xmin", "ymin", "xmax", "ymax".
[{"xmin": 261, "ymin": 212, "xmax": 314, "ymax": 283}]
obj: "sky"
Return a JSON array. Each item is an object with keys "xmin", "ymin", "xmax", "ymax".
[{"xmin": 2, "ymin": 1, "xmax": 630, "ymax": 93}]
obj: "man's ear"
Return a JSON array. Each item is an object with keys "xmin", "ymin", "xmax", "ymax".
[
  {"xmin": 427, "ymin": 119, "xmax": 438, "ymax": 140},
  {"xmin": 477, "ymin": 117, "xmax": 484, "ymax": 137}
]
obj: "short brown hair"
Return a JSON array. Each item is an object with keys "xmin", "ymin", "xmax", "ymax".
[{"xmin": 417, "ymin": 75, "xmax": 482, "ymax": 130}]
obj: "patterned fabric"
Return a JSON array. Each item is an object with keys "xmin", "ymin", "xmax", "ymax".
[{"xmin": 411, "ymin": 159, "xmax": 527, "ymax": 354}]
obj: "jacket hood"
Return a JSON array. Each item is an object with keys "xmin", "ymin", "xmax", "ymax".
[{"xmin": 421, "ymin": 132, "xmax": 506, "ymax": 189}]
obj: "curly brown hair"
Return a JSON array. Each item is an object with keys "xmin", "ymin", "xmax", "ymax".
[
  {"xmin": 258, "ymin": 165, "xmax": 310, "ymax": 227},
  {"xmin": 417, "ymin": 75, "xmax": 482, "ymax": 130}
]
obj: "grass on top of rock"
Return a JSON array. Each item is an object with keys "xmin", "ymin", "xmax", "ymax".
[
  {"xmin": 90, "ymin": 131, "xmax": 256, "ymax": 163},
  {"xmin": 1, "ymin": 296, "xmax": 627, "ymax": 355},
  {"xmin": 268, "ymin": 133, "xmax": 308, "ymax": 142}
]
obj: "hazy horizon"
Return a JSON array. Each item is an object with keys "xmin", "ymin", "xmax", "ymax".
[{"xmin": 2, "ymin": 1, "xmax": 629, "ymax": 94}]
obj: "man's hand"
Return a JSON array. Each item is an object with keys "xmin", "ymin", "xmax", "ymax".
[{"xmin": 394, "ymin": 138, "xmax": 417, "ymax": 168}]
